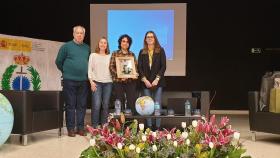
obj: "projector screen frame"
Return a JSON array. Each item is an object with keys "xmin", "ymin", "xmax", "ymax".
[{"xmin": 90, "ymin": 3, "xmax": 187, "ymax": 76}]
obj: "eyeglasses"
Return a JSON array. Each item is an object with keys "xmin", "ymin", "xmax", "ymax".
[
  {"xmin": 121, "ymin": 40, "xmax": 129, "ymax": 43},
  {"xmin": 146, "ymin": 36, "xmax": 154, "ymax": 39}
]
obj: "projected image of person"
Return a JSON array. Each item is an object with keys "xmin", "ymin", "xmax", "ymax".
[
  {"xmin": 88, "ymin": 37, "xmax": 112, "ymax": 128},
  {"xmin": 138, "ymin": 31, "xmax": 166, "ymax": 130},
  {"xmin": 55, "ymin": 25, "xmax": 90, "ymax": 137},
  {"xmin": 109, "ymin": 34, "xmax": 138, "ymax": 114}
]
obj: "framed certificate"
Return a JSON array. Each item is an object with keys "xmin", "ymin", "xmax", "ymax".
[{"xmin": 115, "ymin": 56, "xmax": 137, "ymax": 78}]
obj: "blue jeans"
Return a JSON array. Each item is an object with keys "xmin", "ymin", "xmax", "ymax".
[
  {"xmin": 143, "ymin": 87, "xmax": 162, "ymax": 128},
  {"xmin": 63, "ymin": 80, "xmax": 89, "ymax": 131},
  {"xmin": 91, "ymin": 82, "xmax": 112, "ymax": 127}
]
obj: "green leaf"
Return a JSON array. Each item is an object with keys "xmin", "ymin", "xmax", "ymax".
[
  {"xmin": 227, "ymin": 148, "xmax": 247, "ymax": 158},
  {"xmin": 1, "ymin": 65, "xmax": 17, "ymax": 90},
  {"xmin": 27, "ymin": 66, "xmax": 41, "ymax": 91}
]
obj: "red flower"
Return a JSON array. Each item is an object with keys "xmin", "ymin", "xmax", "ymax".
[
  {"xmin": 124, "ymin": 127, "xmax": 130, "ymax": 138},
  {"xmin": 115, "ymin": 119, "xmax": 121, "ymax": 131}
]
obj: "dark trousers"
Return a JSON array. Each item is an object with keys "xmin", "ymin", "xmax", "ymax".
[
  {"xmin": 63, "ymin": 80, "xmax": 89, "ymax": 131},
  {"xmin": 113, "ymin": 81, "xmax": 137, "ymax": 114}
]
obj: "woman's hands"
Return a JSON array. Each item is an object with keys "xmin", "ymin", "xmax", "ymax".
[
  {"xmin": 90, "ymin": 81, "xmax": 97, "ymax": 92},
  {"xmin": 151, "ymin": 79, "xmax": 159, "ymax": 87},
  {"xmin": 142, "ymin": 77, "xmax": 159, "ymax": 88}
]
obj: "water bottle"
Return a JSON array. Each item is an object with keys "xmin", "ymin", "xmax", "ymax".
[
  {"xmin": 185, "ymin": 100, "xmax": 191, "ymax": 116},
  {"xmin": 154, "ymin": 102, "xmax": 161, "ymax": 116},
  {"xmin": 114, "ymin": 99, "xmax": 121, "ymax": 115}
]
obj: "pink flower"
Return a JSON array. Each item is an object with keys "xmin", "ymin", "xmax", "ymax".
[
  {"xmin": 148, "ymin": 134, "xmax": 155, "ymax": 143},
  {"xmin": 209, "ymin": 115, "xmax": 216, "ymax": 125},
  {"xmin": 86, "ymin": 125, "xmax": 100, "ymax": 136},
  {"xmin": 220, "ymin": 116, "xmax": 229, "ymax": 127},
  {"xmin": 204, "ymin": 133, "xmax": 217, "ymax": 145},
  {"xmin": 217, "ymin": 132, "xmax": 230, "ymax": 145},
  {"xmin": 221, "ymin": 128, "xmax": 234, "ymax": 137},
  {"xmin": 211, "ymin": 125, "xmax": 219, "ymax": 135},
  {"xmin": 196, "ymin": 120, "xmax": 204, "ymax": 132},
  {"xmin": 205, "ymin": 124, "xmax": 211, "ymax": 133}
]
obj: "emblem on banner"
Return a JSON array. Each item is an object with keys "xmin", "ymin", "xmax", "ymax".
[{"xmin": 1, "ymin": 53, "xmax": 41, "ymax": 91}]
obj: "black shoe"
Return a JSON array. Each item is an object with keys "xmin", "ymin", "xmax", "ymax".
[
  {"xmin": 68, "ymin": 130, "xmax": 76, "ymax": 137},
  {"xmin": 76, "ymin": 129, "xmax": 87, "ymax": 136}
]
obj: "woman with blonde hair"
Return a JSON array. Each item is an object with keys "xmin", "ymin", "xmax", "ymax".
[{"xmin": 88, "ymin": 37, "xmax": 112, "ymax": 127}]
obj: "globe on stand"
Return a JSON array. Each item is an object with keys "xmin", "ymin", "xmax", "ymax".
[
  {"xmin": 0, "ymin": 93, "xmax": 14, "ymax": 146},
  {"xmin": 135, "ymin": 96, "xmax": 155, "ymax": 115}
]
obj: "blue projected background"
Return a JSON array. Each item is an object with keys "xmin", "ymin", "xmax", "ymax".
[{"xmin": 108, "ymin": 10, "xmax": 174, "ymax": 59}]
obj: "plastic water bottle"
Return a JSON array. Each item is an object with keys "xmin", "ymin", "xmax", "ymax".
[
  {"xmin": 154, "ymin": 102, "xmax": 161, "ymax": 116},
  {"xmin": 115, "ymin": 99, "xmax": 121, "ymax": 115},
  {"xmin": 185, "ymin": 100, "xmax": 191, "ymax": 116}
]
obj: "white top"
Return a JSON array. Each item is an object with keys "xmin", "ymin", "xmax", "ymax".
[{"xmin": 88, "ymin": 53, "xmax": 112, "ymax": 83}]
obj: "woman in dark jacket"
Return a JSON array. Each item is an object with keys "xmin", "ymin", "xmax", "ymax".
[{"xmin": 138, "ymin": 31, "xmax": 166, "ymax": 130}]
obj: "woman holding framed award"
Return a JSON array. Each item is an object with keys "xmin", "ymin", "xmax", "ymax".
[
  {"xmin": 109, "ymin": 34, "xmax": 138, "ymax": 114},
  {"xmin": 138, "ymin": 31, "xmax": 167, "ymax": 130}
]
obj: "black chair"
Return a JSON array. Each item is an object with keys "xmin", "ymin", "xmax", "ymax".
[
  {"xmin": 0, "ymin": 90, "xmax": 63, "ymax": 145},
  {"xmin": 248, "ymin": 91, "xmax": 280, "ymax": 141}
]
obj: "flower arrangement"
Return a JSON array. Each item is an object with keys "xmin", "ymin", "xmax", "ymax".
[{"xmin": 80, "ymin": 114, "xmax": 251, "ymax": 158}]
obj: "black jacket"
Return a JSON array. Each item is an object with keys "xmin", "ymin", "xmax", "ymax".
[{"xmin": 138, "ymin": 48, "xmax": 166, "ymax": 88}]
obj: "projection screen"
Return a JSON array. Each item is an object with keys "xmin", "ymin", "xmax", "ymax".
[{"xmin": 90, "ymin": 3, "xmax": 187, "ymax": 76}]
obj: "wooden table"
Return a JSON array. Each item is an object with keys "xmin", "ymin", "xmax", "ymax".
[{"xmin": 115, "ymin": 114, "xmax": 201, "ymax": 129}]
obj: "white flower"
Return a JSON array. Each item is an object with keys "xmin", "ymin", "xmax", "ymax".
[
  {"xmin": 152, "ymin": 145, "xmax": 157, "ymax": 152},
  {"xmin": 107, "ymin": 113, "xmax": 114, "ymax": 122},
  {"xmin": 182, "ymin": 131, "xmax": 188, "ymax": 139},
  {"xmin": 234, "ymin": 132, "xmax": 240, "ymax": 140},
  {"xmin": 142, "ymin": 135, "xmax": 147, "ymax": 142},
  {"xmin": 181, "ymin": 122, "xmax": 186, "ymax": 128},
  {"xmin": 192, "ymin": 120, "xmax": 198, "ymax": 127},
  {"xmin": 167, "ymin": 134, "xmax": 171, "ymax": 140},
  {"xmin": 139, "ymin": 123, "xmax": 144, "ymax": 131},
  {"xmin": 129, "ymin": 144, "xmax": 136, "ymax": 150},
  {"xmin": 201, "ymin": 116, "xmax": 206, "ymax": 121},
  {"xmin": 136, "ymin": 147, "xmax": 141, "ymax": 153},
  {"xmin": 209, "ymin": 142, "xmax": 214, "ymax": 149},
  {"xmin": 90, "ymin": 139, "xmax": 96, "ymax": 146},
  {"xmin": 117, "ymin": 142, "xmax": 123, "ymax": 149},
  {"xmin": 152, "ymin": 132, "xmax": 157, "ymax": 138},
  {"xmin": 186, "ymin": 139, "xmax": 190, "ymax": 146},
  {"xmin": 173, "ymin": 141, "xmax": 178, "ymax": 147}
]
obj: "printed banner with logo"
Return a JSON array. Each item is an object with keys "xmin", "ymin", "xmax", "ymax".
[{"xmin": 0, "ymin": 34, "xmax": 64, "ymax": 90}]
